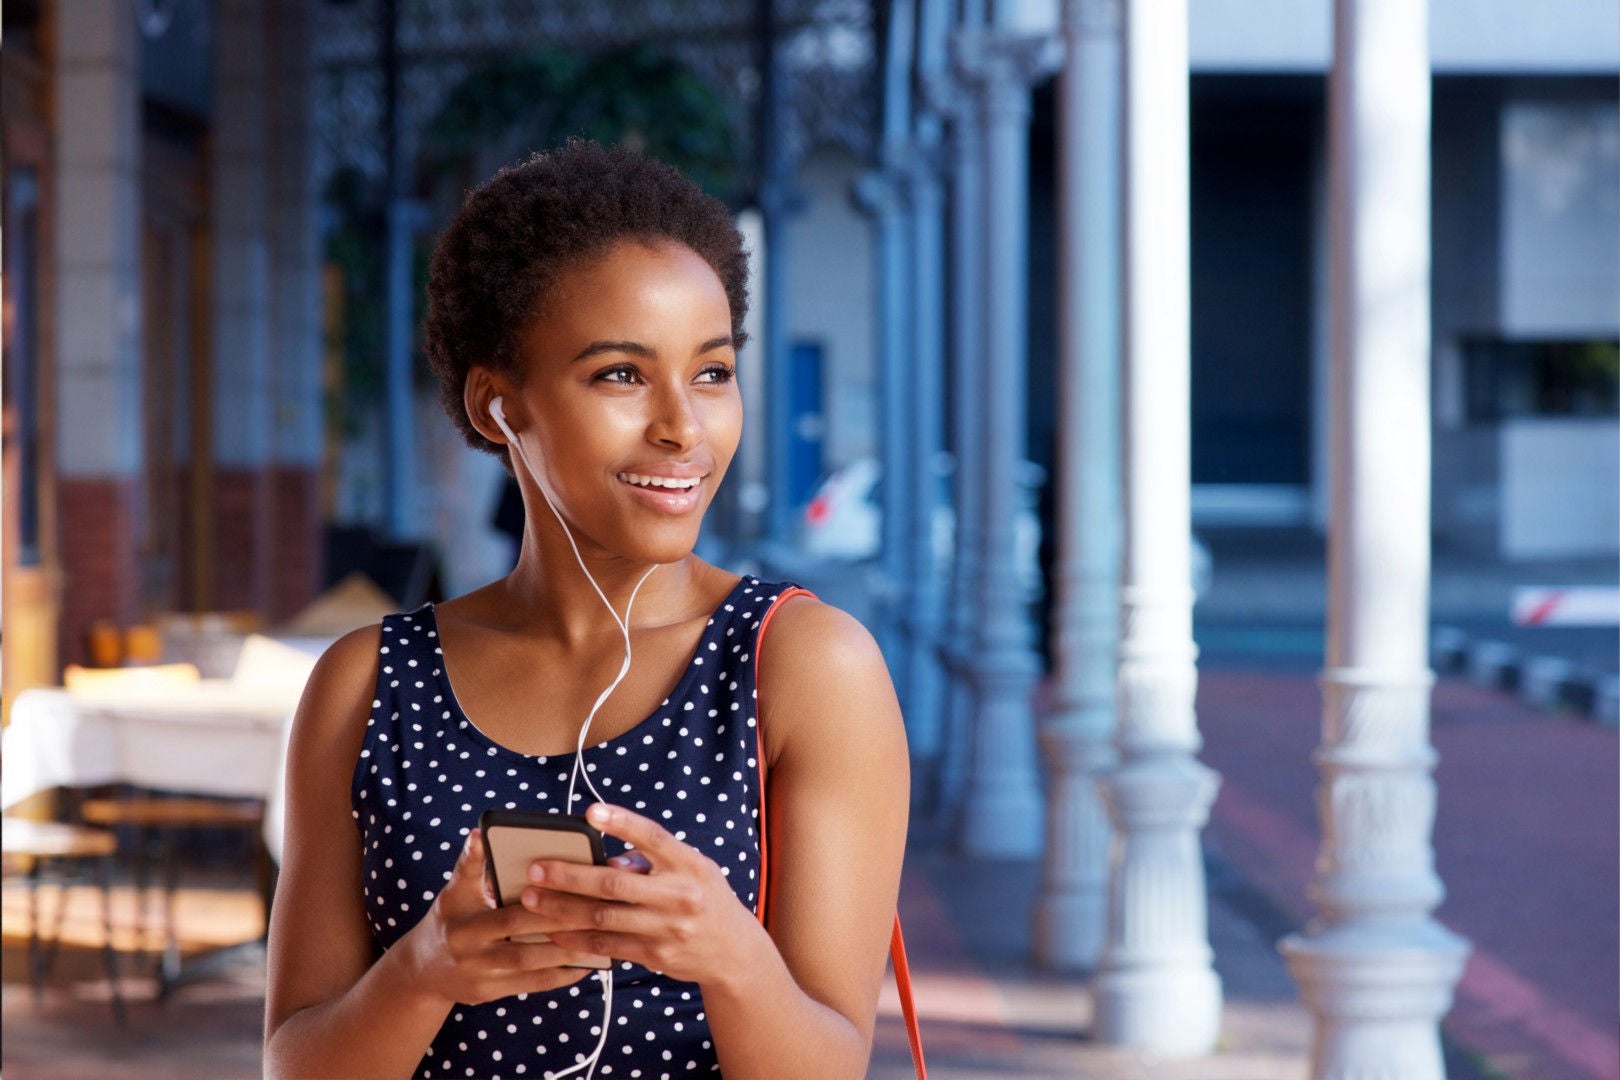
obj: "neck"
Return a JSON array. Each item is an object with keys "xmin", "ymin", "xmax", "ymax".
[{"xmin": 498, "ymin": 527, "xmax": 697, "ymax": 647}]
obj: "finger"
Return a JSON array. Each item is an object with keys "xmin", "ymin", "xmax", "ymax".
[
  {"xmin": 607, "ymin": 850, "xmax": 653, "ymax": 874},
  {"xmin": 438, "ymin": 828, "xmax": 495, "ymax": 916},
  {"xmin": 484, "ymin": 937, "xmax": 600, "ymax": 975},
  {"xmin": 528, "ymin": 858, "xmax": 679, "ymax": 908},
  {"xmin": 545, "ymin": 928, "xmax": 650, "ymax": 970},
  {"xmin": 520, "ymin": 886, "xmax": 667, "ymax": 939},
  {"xmin": 479, "ymin": 895, "xmax": 595, "ymax": 943},
  {"xmin": 585, "ymin": 803, "xmax": 689, "ymax": 867}
]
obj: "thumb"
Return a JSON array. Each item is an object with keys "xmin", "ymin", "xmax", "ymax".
[{"xmin": 438, "ymin": 827, "xmax": 497, "ymax": 914}]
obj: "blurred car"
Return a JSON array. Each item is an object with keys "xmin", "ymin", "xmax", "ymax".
[{"xmin": 799, "ymin": 458, "xmax": 1043, "ymax": 595}]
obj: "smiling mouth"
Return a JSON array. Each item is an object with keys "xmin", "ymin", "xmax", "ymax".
[{"xmin": 616, "ymin": 472, "xmax": 704, "ymax": 491}]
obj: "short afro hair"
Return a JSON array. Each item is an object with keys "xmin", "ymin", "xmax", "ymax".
[{"xmin": 423, "ymin": 139, "xmax": 750, "ymax": 458}]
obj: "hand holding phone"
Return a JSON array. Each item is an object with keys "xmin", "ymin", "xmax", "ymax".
[{"xmin": 479, "ymin": 809, "xmax": 611, "ymax": 970}]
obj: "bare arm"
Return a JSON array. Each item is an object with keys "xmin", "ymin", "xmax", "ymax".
[
  {"xmin": 709, "ymin": 597, "xmax": 910, "ymax": 1077},
  {"xmin": 263, "ymin": 627, "xmax": 595, "ymax": 1079}
]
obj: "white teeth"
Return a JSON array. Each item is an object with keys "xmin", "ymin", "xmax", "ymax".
[{"xmin": 618, "ymin": 472, "xmax": 700, "ymax": 491}]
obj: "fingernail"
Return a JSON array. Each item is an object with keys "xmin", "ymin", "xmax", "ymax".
[
  {"xmin": 587, "ymin": 804, "xmax": 611, "ymax": 825},
  {"xmin": 608, "ymin": 854, "xmax": 631, "ymax": 868},
  {"xmin": 528, "ymin": 863, "xmax": 545, "ymax": 884},
  {"xmin": 522, "ymin": 888, "xmax": 541, "ymax": 909}
]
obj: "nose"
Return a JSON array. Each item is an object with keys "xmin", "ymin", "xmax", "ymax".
[{"xmin": 646, "ymin": 380, "xmax": 703, "ymax": 452}]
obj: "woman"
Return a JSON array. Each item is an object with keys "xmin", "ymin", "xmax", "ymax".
[{"xmin": 264, "ymin": 141, "xmax": 910, "ymax": 1079}]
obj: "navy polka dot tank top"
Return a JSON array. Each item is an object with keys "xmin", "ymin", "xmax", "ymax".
[{"xmin": 350, "ymin": 576, "xmax": 800, "ymax": 1079}]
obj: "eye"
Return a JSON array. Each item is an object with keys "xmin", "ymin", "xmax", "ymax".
[
  {"xmin": 593, "ymin": 365, "xmax": 642, "ymax": 386},
  {"xmin": 696, "ymin": 364, "xmax": 736, "ymax": 385}
]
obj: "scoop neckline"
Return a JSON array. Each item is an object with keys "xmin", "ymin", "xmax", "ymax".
[{"xmin": 420, "ymin": 575, "xmax": 757, "ymax": 763}]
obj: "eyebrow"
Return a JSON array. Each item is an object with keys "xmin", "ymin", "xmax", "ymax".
[{"xmin": 572, "ymin": 336, "xmax": 737, "ymax": 363}]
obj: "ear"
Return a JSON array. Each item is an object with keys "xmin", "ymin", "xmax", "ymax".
[{"xmin": 465, "ymin": 366, "xmax": 518, "ymax": 446}]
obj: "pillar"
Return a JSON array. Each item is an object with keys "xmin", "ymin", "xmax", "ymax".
[
  {"xmin": 1279, "ymin": 1, "xmax": 1470, "ymax": 1075},
  {"xmin": 53, "ymin": 0, "xmax": 144, "ymax": 665},
  {"xmin": 758, "ymin": 0, "xmax": 798, "ymax": 550},
  {"xmin": 1092, "ymin": 0, "xmax": 1223, "ymax": 1054},
  {"xmin": 1034, "ymin": 0, "xmax": 1123, "ymax": 972},
  {"xmin": 211, "ymin": 0, "xmax": 273, "ymax": 612},
  {"xmin": 901, "ymin": 108, "xmax": 950, "ymax": 774},
  {"xmin": 854, "ymin": 160, "xmax": 915, "ymax": 710},
  {"xmin": 935, "ymin": 46, "xmax": 985, "ymax": 820},
  {"xmin": 953, "ymin": 24, "xmax": 1059, "ymax": 859},
  {"xmin": 268, "ymin": 0, "xmax": 324, "ymax": 621},
  {"xmin": 862, "ymin": 0, "xmax": 919, "ymax": 714}
]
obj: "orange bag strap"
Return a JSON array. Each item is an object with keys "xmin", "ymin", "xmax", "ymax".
[{"xmin": 753, "ymin": 586, "xmax": 927, "ymax": 1080}]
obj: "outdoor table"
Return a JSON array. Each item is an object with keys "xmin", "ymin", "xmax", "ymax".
[
  {"xmin": 0, "ymin": 682, "xmax": 300, "ymax": 815},
  {"xmin": 1, "ymin": 653, "xmax": 319, "ymax": 997}
]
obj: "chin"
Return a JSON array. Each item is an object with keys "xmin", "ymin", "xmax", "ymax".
[{"xmin": 617, "ymin": 521, "xmax": 705, "ymax": 566}]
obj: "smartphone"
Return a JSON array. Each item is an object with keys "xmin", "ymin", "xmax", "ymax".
[{"xmin": 479, "ymin": 809, "xmax": 611, "ymax": 970}]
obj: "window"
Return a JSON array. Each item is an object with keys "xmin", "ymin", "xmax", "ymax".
[
  {"xmin": 4, "ymin": 168, "xmax": 41, "ymax": 565},
  {"xmin": 1462, "ymin": 337, "xmax": 1620, "ymax": 423}
]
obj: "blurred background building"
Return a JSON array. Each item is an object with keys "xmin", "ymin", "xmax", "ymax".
[{"xmin": 4, "ymin": 0, "xmax": 1612, "ymax": 692}]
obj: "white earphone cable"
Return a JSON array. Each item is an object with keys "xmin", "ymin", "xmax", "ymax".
[{"xmin": 490, "ymin": 399, "xmax": 655, "ymax": 1080}]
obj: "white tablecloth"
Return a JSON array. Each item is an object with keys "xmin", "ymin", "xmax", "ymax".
[
  {"xmin": 1, "ymin": 681, "xmax": 305, "ymax": 861},
  {"xmin": 1, "ymin": 633, "xmax": 328, "ymax": 860}
]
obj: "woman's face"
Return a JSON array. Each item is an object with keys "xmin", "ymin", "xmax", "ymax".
[{"xmin": 502, "ymin": 238, "xmax": 742, "ymax": 566}]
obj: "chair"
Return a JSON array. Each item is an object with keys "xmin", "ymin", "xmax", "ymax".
[
  {"xmin": 1, "ymin": 817, "xmax": 126, "ymax": 1023},
  {"xmin": 78, "ymin": 795, "xmax": 269, "ymax": 1000}
]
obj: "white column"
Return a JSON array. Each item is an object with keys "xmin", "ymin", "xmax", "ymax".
[
  {"xmin": 1034, "ymin": 0, "xmax": 1122, "ymax": 972},
  {"xmin": 953, "ymin": 26, "xmax": 1059, "ymax": 859},
  {"xmin": 212, "ymin": 0, "xmax": 272, "ymax": 473},
  {"xmin": 53, "ymin": 0, "xmax": 143, "ymax": 481},
  {"xmin": 1279, "ymin": 2, "xmax": 1470, "ymax": 1076},
  {"xmin": 1092, "ymin": 0, "xmax": 1222, "ymax": 1055}
]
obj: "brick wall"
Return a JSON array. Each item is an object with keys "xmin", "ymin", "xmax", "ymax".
[
  {"xmin": 270, "ymin": 463, "xmax": 321, "ymax": 622},
  {"xmin": 213, "ymin": 466, "xmax": 272, "ymax": 613},
  {"xmin": 57, "ymin": 476, "xmax": 141, "ymax": 668}
]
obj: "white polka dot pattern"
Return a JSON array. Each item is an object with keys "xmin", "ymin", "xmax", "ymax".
[{"xmin": 350, "ymin": 577, "xmax": 792, "ymax": 1079}]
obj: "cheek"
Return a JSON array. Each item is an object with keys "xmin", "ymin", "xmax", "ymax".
[{"xmin": 700, "ymin": 396, "xmax": 743, "ymax": 461}]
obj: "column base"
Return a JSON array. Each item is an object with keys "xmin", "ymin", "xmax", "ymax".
[
  {"xmin": 1281, "ymin": 918, "xmax": 1470, "ymax": 1080},
  {"xmin": 1032, "ymin": 885, "xmax": 1106, "ymax": 971},
  {"xmin": 1092, "ymin": 963, "xmax": 1222, "ymax": 1056}
]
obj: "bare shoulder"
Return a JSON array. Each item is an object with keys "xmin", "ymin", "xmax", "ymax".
[
  {"xmin": 289, "ymin": 623, "xmax": 384, "ymax": 757},
  {"xmin": 760, "ymin": 594, "xmax": 889, "ymax": 685},
  {"xmin": 757, "ymin": 594, "xmax": 902, "ymax": 761}
]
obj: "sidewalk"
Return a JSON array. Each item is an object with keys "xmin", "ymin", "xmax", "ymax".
[
  {"xmin": 1198, "ymin": 665, "xmax": 1620, "ymax": 1080},
  {"xmin": 868, "ymin": 828, "xmax": 1312, "ymax": 1079}
]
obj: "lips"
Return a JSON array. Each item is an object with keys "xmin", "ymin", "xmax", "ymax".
[
  {"xmin": 614, "ymin": 467, "xmax": 709, "ymax": 515},
  {"xmin": 616, "ymin": 472, "xmax": 702, "ymax": 491}
]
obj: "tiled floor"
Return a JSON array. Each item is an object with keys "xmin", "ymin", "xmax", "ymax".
[{"xmin": 1, "ymin": 876, "xmax": 267, "ymax": 1079}]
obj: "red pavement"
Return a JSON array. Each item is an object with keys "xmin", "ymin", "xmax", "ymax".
[{"xmin": 1199, "ymin": 666, "xmax": 1620, "ymax": 1080}]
